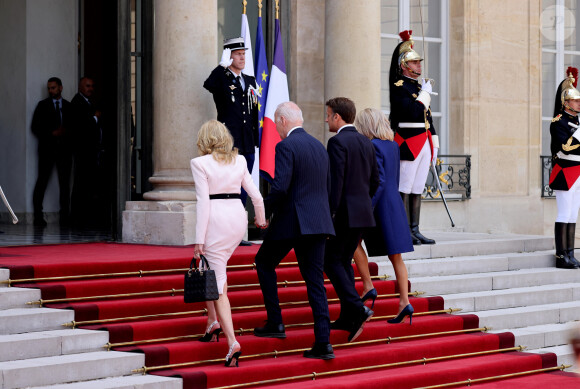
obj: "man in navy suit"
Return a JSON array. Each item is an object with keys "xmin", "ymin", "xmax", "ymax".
[
  {"xmin": 325, "ymin": 97, "xmax": 379, "ymax": 342},
  {"xmin": 254, "ymin": 102, "xmax": 336, "ymax": 360},
  {"xmin": 31, "ymin": 77, "xmax": 73, "ymax": 227}
]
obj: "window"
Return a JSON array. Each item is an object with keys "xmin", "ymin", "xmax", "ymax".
[
  {"xmin": 541, "ymin": 0, "xmax": 580, "ymax": 154},
  {"xmin": 381, "ymin": 0, "xmax": 449, "ymax": 152}
]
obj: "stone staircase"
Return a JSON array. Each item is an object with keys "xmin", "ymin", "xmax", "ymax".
[
  {"xmin": 0, "ymin": 268, "xmax": 181, "ymax": 389},
  {"xmin": 1, "ymin": 232, "xmax": 578, "ymax": 388},
  {"xmin": 374, "ymin": 232, "xmax": 580, "ymax": 370}
]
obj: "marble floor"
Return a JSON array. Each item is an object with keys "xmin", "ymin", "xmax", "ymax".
[{"xmin": 0, "ymin": 222, "xmax": 114, "ymax": 247}]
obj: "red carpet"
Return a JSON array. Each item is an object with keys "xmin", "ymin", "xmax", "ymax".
[{"xmin": 1, "ymin": 242, "xmax": 578, "ymax": 388}]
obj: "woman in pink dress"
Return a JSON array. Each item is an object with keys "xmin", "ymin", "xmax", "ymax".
[{"xmin": 190, "ymin": 120, "xmax": 267, "ymax": 367}]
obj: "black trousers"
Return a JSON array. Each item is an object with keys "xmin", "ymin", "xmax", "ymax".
[
  {"xmin": 33, "ymin": 144, "xmax": 72, "ymax": 218},
  {"xmin": 324, "ymin": 225, "xmax": 364, "ymax": 322},
  {"xmin": 255, "ymin": 234, "xmax": 331, "ymax": 344}
]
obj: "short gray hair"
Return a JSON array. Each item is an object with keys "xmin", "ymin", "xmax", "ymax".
[{"xmin": 275, "ymin": 101, "xmax": 304, "ymax": 124}]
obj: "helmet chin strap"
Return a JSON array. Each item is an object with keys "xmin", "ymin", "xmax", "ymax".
[
  {"xmin": 565, "ymin": 103, "xmax": 580, "ymax": 114},
  {"xmin": 403, "ymin": 63, "xmax": 421, "ymax": 77}
]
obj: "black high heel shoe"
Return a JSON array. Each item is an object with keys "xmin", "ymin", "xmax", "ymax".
[
  {"xmin": 199, "ymin": 320, "xmax": 221, "ymax": 342},
  {"xmin": 225, "ymin": 341, "xmax": 242, "ymax": 367},
  {"xmin": 387, "ymin": 304, "xmax": 414, "ymax": 325},
  {"xmin": 361, "ymin": 288, "xmax": 378, "ymax": 309}
]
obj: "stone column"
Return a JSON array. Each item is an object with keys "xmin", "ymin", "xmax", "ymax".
[
  {"xmin": 123, "ymin": 0, "xmax": 217, "ymax": 245},
  {"xmin": 324, "ymin": 0, "xmax": 380, "ymax": 141}
]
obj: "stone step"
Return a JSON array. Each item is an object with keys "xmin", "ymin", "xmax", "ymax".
[
  {"xmin": 441, "ymin": 283, "xmax": 580, "ymax": 312},
  {"xmin": 0, "ymin": 287, "xmax": 41, "ymax": 310},
  {"xmin": 497, "ymin": 322, "xmax": 579, "ymax": 350},
  {"xmin": 26, "ymin": 375, "xmax": 182, "ymax": 389},
  {"xmin": 376, "ymin": 251, "xmax": 557, "ymax": 278},
  {"xmin": 531, "ymin": 344, "xmax": 577, "ymax": 370},
  {"xmin": 0, "ymin": 351, "xmax": 144, "ymax": 389},
  {"xmin": 0, "ymin": 329, "xmax": 109, "ymax": 362},
  {"xmin": 0, "ymin": 308, "xmax": 74, "ymax": 335},
  {"xmin": 395, "ymin": 234, "xmax": 553, "ymax": 260},
  {"xmin": 472, "ymin": 301, "xmax": 580, "ymax": 331},
  {"xmin": 411, "ymin": 267, "xmax": 580, "ymax": 296}
]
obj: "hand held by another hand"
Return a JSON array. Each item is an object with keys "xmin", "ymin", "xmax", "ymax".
[{"xmin": 254, "ymin": 216, "xmax": 268, "ymax": 229}]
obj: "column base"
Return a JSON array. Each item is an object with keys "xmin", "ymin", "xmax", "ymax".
[{"xmin": 122, "ymin": 201, "xmax": 197, "ymax": 245}]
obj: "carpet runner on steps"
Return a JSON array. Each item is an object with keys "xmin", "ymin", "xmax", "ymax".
[{"xmin": 1, "ymin": 242, "xmax": 577, "ymax": 388}]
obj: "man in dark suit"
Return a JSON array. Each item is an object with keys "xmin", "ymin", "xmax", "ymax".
[
  {"xmin": 31, "ymin": 77, "xmax": 73, "ymax": 226},
  {"xmin": 253, "ymin": 102, "xmax": 336, "ymax": 360},
  {"xmin": 204, "ymin": 37, "xmax": 259, "ymax": 205},
  {"xmin": 70, "ymin": 77, "xmax": 105, "ymax": 228},
  {"xmin": 324, "ymin": 97, "xmax": 379, "ymax": 342}
]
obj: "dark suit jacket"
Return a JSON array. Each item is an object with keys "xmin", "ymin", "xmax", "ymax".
[
  {"xmin": 327, "ymin": 125, "xmax": 379, "ymax": 229},
  {"xmin": 31, "ymin": 97, "xmax": 72, "ymax": 148},
  {"xmin": 70, "ymin": 93, "xmax": 102, "ymax": 159},
  {"xmin": 264, "ymin": 128, "xmax": 335, "ymax": 240},
  {"xmin": 204, "ymin": 66, "xmax": 259, "ymax": 154}
]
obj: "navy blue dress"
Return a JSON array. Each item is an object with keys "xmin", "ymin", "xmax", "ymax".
[{"xmin": 364, "ymin": 139, "xmax": 414, "ymax": 256}]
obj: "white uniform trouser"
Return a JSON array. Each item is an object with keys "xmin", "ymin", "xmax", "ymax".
[
  {"xmin": 555, "ymin": 177, "xmax": 580, "ymax": 223},
  {"xmin": 399, "ymin": 140, "xmax": 430, "ymax": 194}
]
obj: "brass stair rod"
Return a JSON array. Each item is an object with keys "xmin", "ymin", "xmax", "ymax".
[
  {"xmin": 109, "ymin": 321, "xmax": 485, "ymax": 351},
  {"xmin": 211, "ymin": 346, "xmax": 529, "ymax": 389},
  {"xmin": 69, "ymin": 290, "xmax": 425, "ymax": 329},
  {"xmin": 133, "ymin": 342, "xmax": 523, "ymax": 378},
  {"xmin": 30, "ymin": 274, "xmax": 390, "ymax": 306},
  {"xmin": 418, "ymin": 364, "xmax": 572, "ymax": 389},
  {"xmin": 63, "ymin": 308, "xmax": 209, "ymax": 329},
  {"xmin": 1, "ymin": 262, "xmax": 300, "ymax": 286}
]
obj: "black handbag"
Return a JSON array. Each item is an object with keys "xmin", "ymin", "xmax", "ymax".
[{"xmin": 184, "ymin": 254, "xmax": 219, "ymax": 303}]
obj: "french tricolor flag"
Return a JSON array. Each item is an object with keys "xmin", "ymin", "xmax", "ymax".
[{"xmin": 259, "ymin": 18, "xmax": 288, "ymax": 181}]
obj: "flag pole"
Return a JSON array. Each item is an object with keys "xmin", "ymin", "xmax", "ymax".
[
  {"xmin": 242, "ymin": 0, "xmax": 247, "ymax": 15},
  {"xmin": 275, "ymin": 0, "xmax": 280, "ymax": 19},
  {"xmin": 258, "ymin": 0, "xmax": 262, "ymax": 17}
]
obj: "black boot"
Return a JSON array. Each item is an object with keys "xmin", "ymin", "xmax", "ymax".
[
  {"xmin": 555, "ymin": 222, "xmax": 578, "ymax": 269},
  {"xmin": 409, "ymin": 194, "xmax": 435, "ymax": 245},
  {"xmin": 566, "ymin": 223, "xmax": 580, "ymax": 268},
  {"xmin": 400, "ymin": 192, "xmax": 420, "ymax": 245}
]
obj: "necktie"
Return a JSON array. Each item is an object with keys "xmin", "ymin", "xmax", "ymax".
[{"xmin": 55, "ymin": 101, "xmax": 61, "ymax": 126}]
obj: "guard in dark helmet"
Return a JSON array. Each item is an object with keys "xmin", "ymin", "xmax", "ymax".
[
  {"xmin": 549, "ymin": 67, "xmax": 580, "ymax": 269},
  {"xmin": 389, "ymin": 30, "xmax": 438, "ymax": 245}
]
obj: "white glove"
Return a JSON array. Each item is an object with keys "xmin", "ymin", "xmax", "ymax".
[
  {"xmin": 421, "ymin": 78, "xmax": 433, "ymax": 94},
  {"xmin": 432, "ymin": 147, "xmax": 439, "ymax": 166},
  {"xmin": 219, "ymin": 48, "xmax": 233, "ymax": 68}
]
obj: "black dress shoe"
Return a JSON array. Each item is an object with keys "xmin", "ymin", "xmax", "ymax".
[
  {"xmin": 348, "ymin": 306, "xmax": 374, "ymax": 343},
  {"xmin": 239, "ymin": 240, "xmax": 253, "ymax": 246},
  {"xmin": 303, "ymin": 343, "xmax": 335, "ymax": 360},
  {"xmin": 253, "ymin": 322, "xmax": 286, "ymax": 338}
]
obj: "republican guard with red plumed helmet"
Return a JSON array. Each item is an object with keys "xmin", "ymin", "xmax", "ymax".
[
  {"xmin": 549, "ymin": 67, "xmax": 580, "ymax": 269},
  {"xmin": 389, "ymin": 30, "xmax": 438, "ymax": 245}
]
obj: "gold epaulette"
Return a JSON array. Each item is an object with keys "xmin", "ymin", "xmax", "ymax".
[
  {"xmin": 552, "ymin": 114, "xmax": 562, "ymax": 122},
  {"xmin": 394, "ymin": 80, "xmax": 404, "ymax": 87}
]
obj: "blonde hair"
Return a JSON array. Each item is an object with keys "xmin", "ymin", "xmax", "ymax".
[
  {"xmin": 354, "ymin": 108, "xmax": 394, "ymax": 141},
  {"xmin": 197, "ymin": 120, "xmax": 238, "ymax": 163}
]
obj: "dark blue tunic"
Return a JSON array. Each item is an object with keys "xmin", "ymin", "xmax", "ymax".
[{"xmin": 364, "ymin": 139, "xmax": 414, "ymax": 256}]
